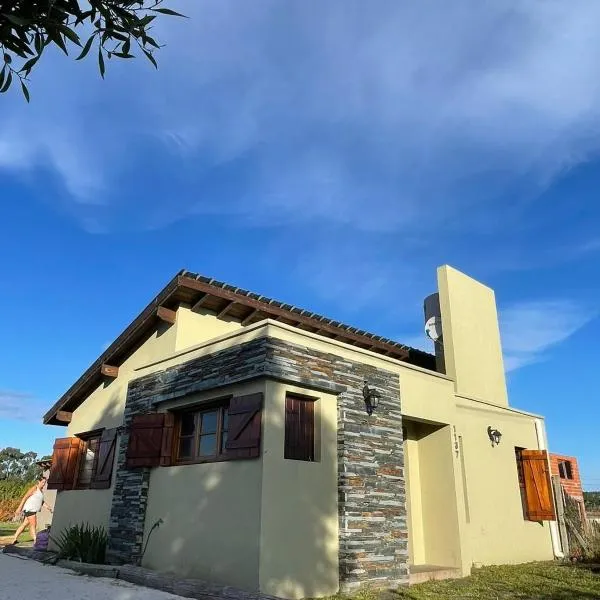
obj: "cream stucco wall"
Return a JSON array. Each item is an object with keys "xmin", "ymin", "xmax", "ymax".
[
  {"xmin": 174, "ymin": 306, "xmax": 243, "ymax": 352},
  {"xmin": 141, "ymin": 381, "xmax": 264, "ymax": 591},
  {"xmin": 456, "ymin": 399, "xmax": 554, "ymax": 565},
  {"xmin": 259, "ymin": 381, "xmax": 339, "ymax": 600},
  {"xmin": 438, "ymin": 265, "xmax": 509, "ymax": 407}
]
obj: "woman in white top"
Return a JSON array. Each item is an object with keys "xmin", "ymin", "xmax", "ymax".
[{"xmin": 11, "ymin": 476, "xmax": 53, "ymax": 545}]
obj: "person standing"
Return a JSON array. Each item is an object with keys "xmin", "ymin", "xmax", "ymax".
[{"xmin": 10, "ymin": 476, "xmax": 53, "ymax": 545}]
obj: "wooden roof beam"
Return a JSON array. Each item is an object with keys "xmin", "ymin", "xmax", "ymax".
[
  {"xmin": 242, "ymin": 309, "xmax": 260, "ymax": 326},
  {"xmin": 56, "ymin": 410, "xmax": 72, "ymax": 424},
  {"xmin": 100, "ymin": 364, "xmax": 119, "ymax": 378},
  {"xmin": 157, "ymin": 306, "xmax": 177, "ymax": 324},
  {"xmin": 217, "ymin": 300, "xmax": 237, "ymax": 319},
  {"xmin": 191, "ymin": 293, "xmax": 210, "ymax": 312}
]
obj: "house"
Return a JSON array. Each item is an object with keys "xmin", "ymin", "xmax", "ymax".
[
  {"xmin": 550, "ymin": 453, "xmax": 586, "ymax": 522},
  {"xmin": 550, "ymin": 454, "xmax": 585, "ymax": 503},
  {"xmin": 43, "ymin": 265, "xmax": 559, "ymax": 599}
]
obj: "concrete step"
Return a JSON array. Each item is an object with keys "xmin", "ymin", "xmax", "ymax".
[{"xmin": 409, "ymin": 564, "xmax": 462, "ymax": 585}]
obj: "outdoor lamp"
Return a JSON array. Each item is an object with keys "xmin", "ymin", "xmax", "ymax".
[
  {"xmin": 362, "ymin": 380, "xmax": 382, "ymax": 416},
  {"xmin": 487, "ymin": 426, "xmax": 502, "ymax": 447}
]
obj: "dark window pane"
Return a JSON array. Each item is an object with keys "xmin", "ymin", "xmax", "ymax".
[
  {"xmin": 180, "ymin": 413, "xmax": 195, "ymax": 436},
  {"xmin": 222, "ymin": 409, "xmax": 229, "ymax": 432},
  {"xmin": 220, "ymin": 431, "xmax": 228, "ymax": 453},
  {"xmin": 179, "ymin": 437, "xmax": 193, "ymax": 459},
  {"xmin": 201, "ymin": 411, "xmax": 218, "ymax": 434},
  {"xmin": 78, "ymin": 437, "xmax": 99, "ymax": 486},
  {"xmin": 199, "ymin": 434, "xmax": 217, "ymax": 457}
]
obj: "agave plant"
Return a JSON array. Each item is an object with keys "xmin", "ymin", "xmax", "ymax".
[{"xmin": 52, "ymin": 523, "xmax": 108, "ymax": 564}]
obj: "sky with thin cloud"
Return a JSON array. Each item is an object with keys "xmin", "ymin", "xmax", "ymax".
[{"xmin": 1, "ymin": 0, "xmax": 599, "ymax": 489}]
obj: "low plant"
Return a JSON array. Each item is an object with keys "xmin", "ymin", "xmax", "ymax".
[
  {"xmin": 52, "ymin": 523, "xmax": 108, "ymax": 564},
  {"xmin": 0, "ymin": 480, "xmax": 35, "ymax": 520}
]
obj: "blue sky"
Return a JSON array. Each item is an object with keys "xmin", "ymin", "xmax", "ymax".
[{"xmin": 0, "ymin": 1, "xmax": 599, "ymax": 490}]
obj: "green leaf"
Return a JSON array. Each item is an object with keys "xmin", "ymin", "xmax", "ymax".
[
  {"xmin": 143, "ymin": 49, "xmax": 158, "ymax": 69},
  {"xmin": 152, "ymin": 8, "xmax": 187, "ymax": 17},
  {"xmin": 4, "ymin": 53, "xmax": 11, "ymax": 64},
  {"xmin": 21, "ymin": 81, "xmax": 30, "ymax": 103},
  {"xmin": 112, "ymin": 52, "xmax": 134, "ymax": 59},
  {"xmin": 76, "ymin": 35, "xmax": 95, "ymax": 60},
  {"xmin": 20, "ymin": 56, "xmax": 39, "ymax": 74},
  {"xmin": 139, "ymin": 15, "xmax": 156, "ymax": 27},
  {"xmin": 48, "ymin": 27, "xmax": 69, "ymax": 55},
  {"xmin": 0, "ymin": 66, "xmax": 5, "ymax": 90},
  {"xmin": 3, "ymin": 14, "xmax": 31, "ymax": 26},
  {"xmin": 59, "ymin": 25, "xmax": 82, "ymax": 47},
  {"xmin": 34, "ymin": 33, "xmax": 43, "ymax": 54},
  {"xmin": 0, "ymin": 72, "xmax": 13, "ymax": 94},
  {"xmin": 98, "ymin": 48, "xmax": 105, "ymax": 78},
  {"xmin": 123, "ymin": 37, "xmax": 131, "ymax": 55}
]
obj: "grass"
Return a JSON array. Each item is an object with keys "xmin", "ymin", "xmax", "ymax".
[
  {"xmin": 344, "ymin": 563, "xmax": 600, "ymax": 600},
  {"xmin": 0, "ymin": 521, "xmax": 33, "ymax": 544}
]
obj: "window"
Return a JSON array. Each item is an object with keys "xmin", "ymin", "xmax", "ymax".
[
  {"xmin": 47, "ymin": 428, "xmax": 118, "ymax": 491},
  {"xmin": 175, "ymin": 403, "xmax": 229, "ymax": 463},
  {"xmin": 76, "ymin": 435, "xmax": 101, "ymax": 488},
  {"xmin": 558, "ymin": 460, "xmax": 573, "ymax": 480},
  {"xmin": 285, "ymin": 395, "xmax": 315, "ymax": 461}
]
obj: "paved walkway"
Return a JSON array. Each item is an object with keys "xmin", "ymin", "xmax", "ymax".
[{"xmin": 0, "ymin": 553, "xmax": 186, "ymax": 600}]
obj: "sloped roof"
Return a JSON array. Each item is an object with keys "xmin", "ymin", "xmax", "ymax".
[{"xmin": 43, "ymin": 270, "xmax": 435, "ymax": 425}]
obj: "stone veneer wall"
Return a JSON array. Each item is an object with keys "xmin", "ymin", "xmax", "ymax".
[{"xmin": 107, "ymin": 336, "xmax": 407, "ymax": 590}]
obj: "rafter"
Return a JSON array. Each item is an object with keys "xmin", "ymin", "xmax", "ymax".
[
  {"xmin": 191, "ymin": 293, "xmax": 210, "ymax": 312},
  {"xmin": 157, "ymin": 306, "xmax": 177, "ymax": 324},
  {"xmin": 217, "ymin": 300, "xmax": 237, "ymax": 319},
  {"xmin": 100, "ymin": 364, "xmax": 119, "ymax": 378}
]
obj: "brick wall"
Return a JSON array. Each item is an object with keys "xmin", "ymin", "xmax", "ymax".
[{"xmin": 550, "ymin": 453, "xmax": 584, "ymax": 502}]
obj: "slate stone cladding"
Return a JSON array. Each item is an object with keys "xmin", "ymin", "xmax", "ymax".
[{"xmin": 106, "ymin": 335, "xmax": 407, "ymax": 590}]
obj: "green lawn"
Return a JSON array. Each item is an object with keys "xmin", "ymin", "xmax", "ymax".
[
  {"xmin": 0, "ymin": 521, "xmax": 33, "ymax": 544},
  {"xmin": 339, "ymin": 563, "xmax": 600, "ymax": 600}
]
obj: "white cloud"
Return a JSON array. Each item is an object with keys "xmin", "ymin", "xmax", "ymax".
[
  {"xmin": 2, "ymin": 1, "xmax": 600, "ymax": 236},
  {"xmin": 500, "ymin": 300, "xmax": 595, "ymax": 371},
  {"xmin": 0, "ymin": 390, "xmax": 45, "ymax": 422}
]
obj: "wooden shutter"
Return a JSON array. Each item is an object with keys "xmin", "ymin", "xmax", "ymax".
[
  {"xmin": 522, "ymin": 450, "xmax": 556, "ymax": 521},
  {"xmin": 126, "ymin": 413, "xmax": 175, "ymax": 468},
  {"xmin": 91, "ymin": 428, "xmax": 118, "ymax": 489},
  {"xmin": 47, "ymin": 437, "xmax": 84, "ymax": 490},
  {"xmin": 226, "ymin": 393, "xmax": 263, "ymax": 459},
  {"xmin": 284, "ymin": 395, "xmax": 315, "ymax": 461}
]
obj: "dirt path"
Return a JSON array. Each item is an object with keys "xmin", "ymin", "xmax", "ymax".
[{"xmin": 0, "ymin": 553, "xmax": 186, "ymax": 600}]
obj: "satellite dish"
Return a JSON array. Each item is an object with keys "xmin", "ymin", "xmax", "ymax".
[
  {"xmin": 423, "ymin": 293, "xmax": 443, "ymax": 342},
  {"xmin": 425, "ymin": 316, "xmax": 442, "ymax": 342}
]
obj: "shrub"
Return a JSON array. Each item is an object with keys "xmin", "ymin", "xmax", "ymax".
[
  {"xmin": 0, "ymin": 480, "xmax": 35, "ymax": 520},
  {"xmin": 53, "ymin": 524, "xmax": 108, "ymax": 564}
]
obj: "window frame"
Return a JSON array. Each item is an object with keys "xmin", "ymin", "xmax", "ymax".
[
  {"xmin": 174, "ymin": 398, "xmax": 231, "ymax": 465},
  {"xmin": 558, "ymin": 460, "xmax": 573, "ymax": 480},
  {"xmin": 73, "ymin": 430, "xmax": 103, "ymax": 490}
]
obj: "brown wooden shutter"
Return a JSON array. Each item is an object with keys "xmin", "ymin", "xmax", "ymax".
[
  {"xmin": 91, "ymin": 428, "xmax": 118, "ymax": 489},
  {"xmin": 521, "ymin": 450, "xmax": 556, "ymax": 521},
  {"xmin": 225, "ymin": 393, "xmax": 263, "ymax": 459},
  {"xmin": 284, "ymin": 395, "xmax": 315, "ymax": 461},
  {"xmin": 47, "ymin": 437, "xmax": 84, "ymax": 490},
  {"xmin": 126, "ymin": 413, "xmax": 175, "ymax": 468}
]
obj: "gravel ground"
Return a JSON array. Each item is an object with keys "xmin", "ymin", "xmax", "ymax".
[{"xmin": 0, "ymin": 553, "xmax": 187, "ymax": 600}]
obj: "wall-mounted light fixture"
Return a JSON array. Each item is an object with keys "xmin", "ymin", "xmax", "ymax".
[
  {"xmin": 362, "ymin": 380, "xmax": 382, "ymax": 416},
  {"xmin": 487, "ymin": 426, "xmax": 502, "ymax": 447}
]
